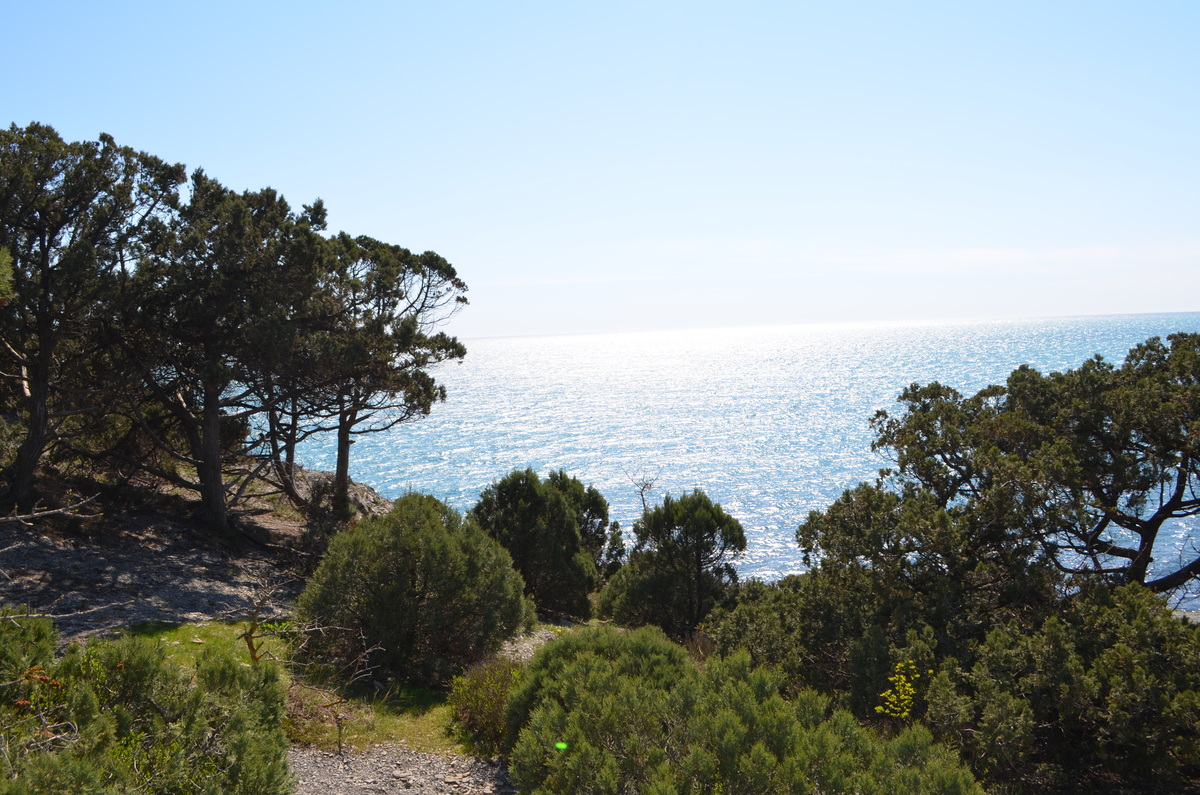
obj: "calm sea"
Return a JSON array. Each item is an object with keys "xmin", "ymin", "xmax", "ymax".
[{"xmin": 296, "ymin": 312, "xmax": 1200, "ymax": 585}]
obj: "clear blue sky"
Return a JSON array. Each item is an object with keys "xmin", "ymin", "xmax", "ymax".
[{"xmin": 6, "ymin": 1, "xmax": 1198, "ymax": 338}]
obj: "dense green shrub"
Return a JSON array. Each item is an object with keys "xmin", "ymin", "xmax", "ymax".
[
  {"xmin": 705, "ymin": 475, "xmax": 1062, "ymax": 715},
  {"xmin": 926, "ymin": 584, "xmax": 1200, "ymax": 790},
  {"xmin": 0, "ymin": 610, "xmax": 290, "ymax": 794},
  {"xmin": 712, "ymin": 578, "xmax": 1200, "ymax": 790},
  {"xmin": 706, "ymin": 573, "xmax": 876, "ymax": 699},
  {"xmin": 504, "ymin": 625, "xmax": 690, "ymax": 752},
  {"xmin": 505, "ymin": 625, "xmax": 981, "ymax": 794},
  {"xmin": 796, "ymin": 481, "xmax": 1061, "ymax": 650},
  {"xmin": 0, "ymin": 609, "xmax": 55, "ymax": 682},
  {"xmin": 296, "ymin": 493, "xmax": 532, "ymax": 686},
  {"xmin": 597, "ymin": 490, "xmax": 745, "ymax": 640},
  {"xmin": 471, "ymin": 468, "xmax": 605, "ymax": 618},
  {"xmin": 449, "ymin": 655, "xmax": 524, "ymax": 755},
  {"xmin": 706, "ymin": 569, "xmax": 947, "ymax": 721}
]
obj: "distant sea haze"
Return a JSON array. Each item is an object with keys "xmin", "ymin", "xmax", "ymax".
[{"xmin": 297, "ymin": 312, "xmax": 1200, "ymax": 585}]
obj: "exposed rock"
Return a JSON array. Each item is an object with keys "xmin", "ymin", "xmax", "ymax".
[{"xmin": 289, "ymin": 465, "xmax": 395, "ymax": 518}]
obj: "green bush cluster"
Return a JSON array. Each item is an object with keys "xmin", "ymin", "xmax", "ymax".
[
  {"xmin": 296, "ymin": 493, "xmax": 532, "ymax": 687},
  {"xmin": 0, "ymin": 610, "xmax": 290, "ymax": 794},
  {"xmin": 504, "ymin": 626, "xmax": 981, "ymax": 794},
  {"xmin": 707, "ymin": 575, "xmax": 1200, "ymax": 789},
  {"xmin": 706, "ymin": 568, "xmax": 937, "ymax": 716},
  {"xmin": 926, "ymin": 584, "xmax": 1200, "ymax": 789},
  {"xmin": 698, "ymin": 336, "xmax": 1200, "ymax": 791}
]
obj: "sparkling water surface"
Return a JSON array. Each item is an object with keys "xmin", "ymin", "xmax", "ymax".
[{"xmin": 297, "ymin": 312, "xmax": 1200, "ymax": 584}]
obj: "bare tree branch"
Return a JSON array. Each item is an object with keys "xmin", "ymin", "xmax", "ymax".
[{"xmin": 0, "ymin": 494, "xmax": 100, "ymax": 527}]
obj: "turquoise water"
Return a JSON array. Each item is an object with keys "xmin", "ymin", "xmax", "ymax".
[{"xmin": 296, "ymin": 312, "xmax": 1200, "ymax": 584}]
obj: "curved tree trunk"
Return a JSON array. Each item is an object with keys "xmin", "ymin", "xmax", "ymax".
[
  {"xmin": 8, "ymin": 341, "xmax": 52, "ymax": 513},
  {"xmin": 197, "ymin": 384, "xmax": 228, "ymax": 532},
  {"xmin": 333, "ymin": 401, "xmax": 356, "ymax": 521},
  {"xmin": 10, "ymin": 387, "xmax": 48, "ymax": 513}
]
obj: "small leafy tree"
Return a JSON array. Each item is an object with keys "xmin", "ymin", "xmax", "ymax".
[
  {"xmin": 316, "ymin": 235, "xmax": 468, "ymax": 519},
  {"xmin": 871, "ymin": 333, "xmax": 1200, "ymax": 592},
  {"xmin": 470, "ymin": 469, "xmax": 602, "ymax": 618},
  {"xmin": 772, "ymin": 479, "xmax": 1062, "ymax": 715},
  {"xmin": 598, "ymin": 489, "xmax": 745, "ymax": 639},
  {"xmin": 296, "ymin": 493, "xmax": 531, "ymax": 686},
  {"xmin": 703, "ymin": 333, "xmax": 1200, "ymax": 791},
  {"xmin": 449, "ymin": 655, "xmax": 524, "ymax": 755}
]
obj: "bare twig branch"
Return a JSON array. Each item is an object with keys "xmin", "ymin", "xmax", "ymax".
[
  {"xmin": 1, "ymin": 600, "xmax": 135, "ymax": 624},
  {"xmin": 0, "ymin": 494, "xmax": 101, "ymax": 527}
]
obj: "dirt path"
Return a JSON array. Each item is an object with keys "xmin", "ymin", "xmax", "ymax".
[{"xmin": 289, "ymin": 746, "xmax": 515, "ymax": 794}]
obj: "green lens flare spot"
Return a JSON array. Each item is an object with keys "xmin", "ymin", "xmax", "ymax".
[{"xmin": 555, "ymin": 742, "xmax": 568, "ymax": 751}]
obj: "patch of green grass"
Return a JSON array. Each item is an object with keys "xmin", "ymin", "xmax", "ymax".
[
  {"xmin": 123, "ymin": 619, "xmax": 287, "ymax": 671},
  {"xmin": 284, "ymin": 678, "xmax": 458, "ymax": 754}
]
